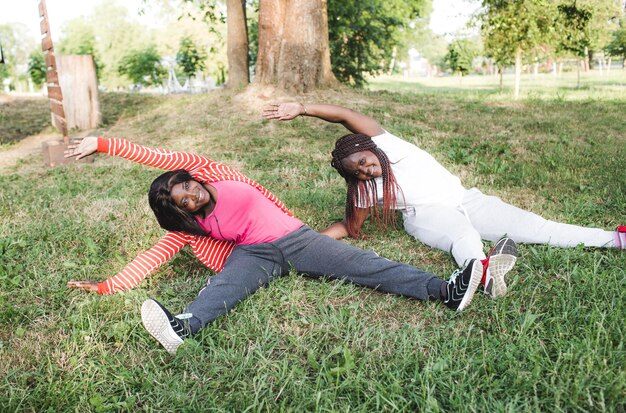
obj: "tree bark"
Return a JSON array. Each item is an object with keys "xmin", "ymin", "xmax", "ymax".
[
  {"xmin": 226, "ymin": 0, "xmax": 249, "ymax": 89},
  {"xmin": 388, "ymin": 46, "xmax": 397, "ymax": 75},
  {"xmin": 56, "ymin": 55, "xmax": 100, "ymax": 130},
  {"xmin": 514, "ymin": 46, "xmax": 522, "ymax": 99},
  {"xmin": 256, "ymin": 0, "xmax": 337, "ymax": 92}
]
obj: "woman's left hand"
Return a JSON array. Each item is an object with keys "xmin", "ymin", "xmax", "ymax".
[
  {"xmin": 262, "ymin": 103, "xmax": 304, "ymax": 121},
  {"xmin": 67, "ymin": 280, "xmax": 100, "ymax": 292},
  {"xmin": 64, "ymin": 137, "xmax": 98, "ymax": 160}
]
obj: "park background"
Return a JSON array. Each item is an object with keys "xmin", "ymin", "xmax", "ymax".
[{"xmin": 1, "ymin": 0, "xmax": 625, "ymax": 411}]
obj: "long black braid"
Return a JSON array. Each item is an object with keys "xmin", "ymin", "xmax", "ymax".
[{"xmin": 330, "ymin": 133, "xmax": 398, "ymax": 238}]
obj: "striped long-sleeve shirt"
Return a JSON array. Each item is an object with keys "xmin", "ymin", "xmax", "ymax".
[{"xmin": 95, "ymin": 137, "xmax": 294, "ymax": 294}]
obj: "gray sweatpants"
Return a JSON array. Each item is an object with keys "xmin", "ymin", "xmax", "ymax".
[{"xmin": 185, "ymin": 225, "xmax": 443, "ymax": 334}]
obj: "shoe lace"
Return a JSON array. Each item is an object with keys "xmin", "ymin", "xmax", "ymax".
[{"xmin": 448, "ymin": 268, "xmax": 462, "ymax": 285}]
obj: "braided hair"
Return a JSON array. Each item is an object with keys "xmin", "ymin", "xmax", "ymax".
[
  {"xmin": 148, "ymin": 169, "xmax": 208, "ymax": 236},
  {"xmin": 330, "ymin": 133, "xmax": 398, "ymax": 238}
]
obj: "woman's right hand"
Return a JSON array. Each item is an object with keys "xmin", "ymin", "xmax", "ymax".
[
  {"xmin": 262, "ymin": 102, "xmax": 305, "ymax": 121},
  {"xmin": 64, "ymin": 136, "xmax": 98, "ymax": 160},
  {"xmin": 67, "ymin": 280, "xmax": 100, "ymax": 293}
]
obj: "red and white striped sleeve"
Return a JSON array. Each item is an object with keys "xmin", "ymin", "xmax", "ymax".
[
  {"xmin": 97, "ymin": 137, "xmax": 215, "ymax": 172},
  {"xmin": 97, "ymin": 232, "xmax": 188, "ymax": 294}
]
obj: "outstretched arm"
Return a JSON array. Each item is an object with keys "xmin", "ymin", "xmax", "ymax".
[
  {"xmin": 65, "ymin": 136, "xmax": 214, "ymax": 172},
  {"xmin": 320, "ymin": 207, "xmax": 369, "ymax": 240},
  {"xmin": 67, "ymin": 232, "xmax": 187, "ymax": 294},
  {"xmin": 263, "ymin": 103, "xmax": 384, "ymax": 137}
]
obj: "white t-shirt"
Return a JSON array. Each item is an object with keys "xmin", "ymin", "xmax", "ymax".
[{"xmin": 358, "ymin": 131, "xmax": 465, "ymax": 209}]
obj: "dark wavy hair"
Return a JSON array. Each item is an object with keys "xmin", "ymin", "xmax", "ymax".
[
  {"xmin": 330, "ymin": 133, "xmax": 398, "ymax": 238},
  {"xmin": 148, "ymin": 169, "xmax": 208, "ymax": 236}
]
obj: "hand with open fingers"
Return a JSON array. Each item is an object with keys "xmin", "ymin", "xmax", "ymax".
[
  {"xmin": 67, "ymin": 280, "xmax": 100, "ymax": 293},
  {"xmin": 262, "ymin": 102, "xmax": 305, "ymax": 121},
  {"xmin": 64, "ymin": 136, "xmax": 98, "ymax": 160}
]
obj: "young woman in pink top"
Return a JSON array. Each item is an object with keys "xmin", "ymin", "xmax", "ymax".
[{"xmin": 66, "ymin": 136, "xmax": 488, "ymax": 355}]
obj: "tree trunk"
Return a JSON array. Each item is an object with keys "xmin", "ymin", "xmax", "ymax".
[
  {"xmin": 514, "ymin": 46, "xmax": 522, "ymax": 99},
  {"xmin": 606, "ymin": 57, "xmax": 611, "ymax": 73},
  {"xmin": 388, "ymin": 46, "xmax": 397, "ymax": 75},
  {"xmin": 256, "ymin": 0, "xmax": 337, "ymax": 92},
  {"xmin": 226, "ymin": 0, "xmax": 249, "ymax": 89},
  {"xmin": 499, "ymin": 67, "xmax": 503, "ymax": 90},
  {"xmin": 56, "ymin": 55, "xmax": 100, "ymax": 130}
]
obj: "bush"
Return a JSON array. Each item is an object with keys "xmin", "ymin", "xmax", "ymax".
[
  {"xmin": 27, "ymin": 51, "xmax": 47, "ymax": 89},
  {"xmin": 118, "ymin": 46, "xmax": 166, "ymax": 87}
]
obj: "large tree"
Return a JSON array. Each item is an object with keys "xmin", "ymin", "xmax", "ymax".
[
  {"xmin": 479, "ymin": 0, "xmax": 556, "ymax": 98},
  {"xmin": 582, "ymin": 0, "xmax": 623, "ymax": 67},
  {"xmin": 176, "ymin": 36, "xmax": 207, "ymax": 79},
  {"xmin": 255, "ymin": 0, "xmax": 336, "ymax": 92},
  {"xmin": 327, "ymin": 0, "xmax": 431, "ymax": 87},
  {"xmin": 443, "ymin": 39, "xmax": 477, "ymax": 76},
  {"xmin": 0, "ymin": 23, "xmax": 36, "ymax": 90},
  {"xmin": 555, "ymin": 0, "xmax": 622, "ymax": 71},
  {"xmin": 91, "ymin": 1, "xmax": 152, "ymax": 88},
  {"xmin": 605, "ymin": 17, "xmax": 626, "ymax": 66},
  {"xmin": 227, "ymin": 0, "xmax": 249, "ymax": 88},
  {"xmin": 58, "ymin": 19, "xmax": 103, "ymax": 79}
]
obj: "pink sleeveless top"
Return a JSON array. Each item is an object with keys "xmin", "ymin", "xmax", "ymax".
[{"xmin": 196, "ymin": 180, "xmax": 303, "ymax": 245}]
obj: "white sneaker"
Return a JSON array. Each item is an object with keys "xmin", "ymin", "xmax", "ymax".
[
  {"xmin": 484, "ymin": 238, "xmax": 518, "ymax": 298},
  {"xmin": 141, "ymin": 299, "xmax": 188, "ymax": 355}
]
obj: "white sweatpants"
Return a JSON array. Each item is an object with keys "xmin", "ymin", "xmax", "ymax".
[{"xmin": 402, "ymin": 188, "xmax": 617, "ymax": 267}]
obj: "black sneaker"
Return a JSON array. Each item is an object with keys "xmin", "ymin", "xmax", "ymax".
[
  {"xmin": 444, "ymin": 259, "xmax": 483, "ymax": 312},
  {"xmin": 141, "ymin": 299, "xmax": 190, "ymax": 355},
  {"xmin": 484, "ymin": 238, "xmax": 518, "ymax": 298}
]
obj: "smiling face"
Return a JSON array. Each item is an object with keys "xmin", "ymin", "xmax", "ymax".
[
  {"xmin": 340, "ymin": 150, "xmax": 382, "ymax": 181},
  {"xmin": 170, "ymin": 180, "xmax": 211, "ymax": 213}
]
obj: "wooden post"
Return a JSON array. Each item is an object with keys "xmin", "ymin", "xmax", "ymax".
[
  {"xmin": 38, "ymin": 0, "xmax": 94, "ymax": 166},
  {"xmin": 57, "ymin": 55, "xmax": 100, "ymax": 130},
  {"xmin": 39, "ymin": 0, "xmax": 68, "ymax": 143}
]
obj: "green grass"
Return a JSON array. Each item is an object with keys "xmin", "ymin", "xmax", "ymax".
[
  {"xmin": 0, "ymin": 97, "xmax": 50, "ymax": 145},
  {"xmin": 0, "ymin": 75, "xmax": 624, "ymax": 412},
  {"xmin": 369, "ymin": 70, "xmax": 626, "ymax": 101},
  {"xmin": 0, "ymin": 93, "xmax": 162, "ymax": 146}
]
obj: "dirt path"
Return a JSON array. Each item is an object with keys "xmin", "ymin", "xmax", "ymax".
[{"xmin": 0, "ymin": 132, "xmax": 60, "ymax": 172}]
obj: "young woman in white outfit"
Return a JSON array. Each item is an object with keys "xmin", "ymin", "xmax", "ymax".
[{"xmin": 264, "ymin": 102, "xmax": 625, "ymax": 297}]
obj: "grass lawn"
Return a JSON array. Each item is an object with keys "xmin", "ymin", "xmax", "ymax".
[
  {"xmin": 0, "ymin": 74, "xmax": 624, "ymax": 412},
  {"xmin": 0, "ymin": 97, "xmax": 50, "ymax": 145}
]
